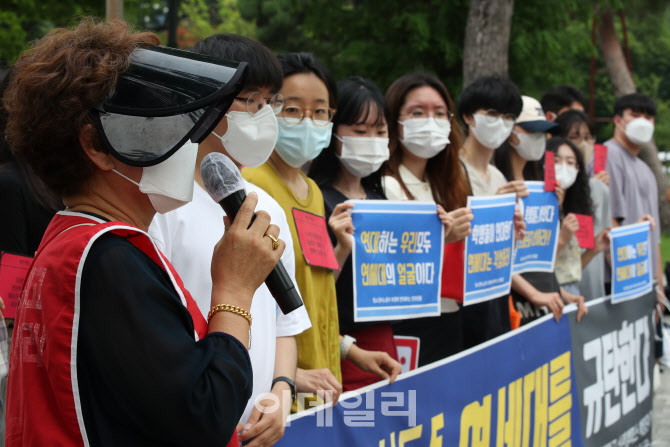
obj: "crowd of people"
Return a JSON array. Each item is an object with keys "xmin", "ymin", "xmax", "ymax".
[{"xmin": 0, "ymin": 18, "xmax": 665, "ymax": 447}]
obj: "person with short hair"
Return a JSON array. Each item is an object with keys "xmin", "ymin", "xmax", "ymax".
[
  {"xmin": 540, "ymin": 85, "xmax": 586, "ymax": 121},
  {"xmin": 3, "ymin": 18, "xmax": 283, "ymax": 446},
  {"xmin": 148, "ymin": 34, "xmax": 312, "ymax": 446},
  {"xmin": 596, "ymin": 93, "xmax": 663, "ymax": 357}
]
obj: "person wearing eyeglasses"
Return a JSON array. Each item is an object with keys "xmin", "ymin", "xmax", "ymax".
[
  {"xmin": 148, "ymin": 35, "xmax": 312, "ymax": 446},
  {"xmin": 244, "ymin": 53, "xmax": 398, "ymax": 411},
  {"xmin": 380, "ymin": 73, "xmax": 473, "ymax": 365},
  {"xmin": 457, "ymin": 77, "xmax": 537, "ymax": 342}
]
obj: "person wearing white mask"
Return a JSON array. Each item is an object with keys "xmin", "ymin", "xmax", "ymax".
[
  {"xmin": 244, "ymin": 53, "xmax": 401, "ymax": 414},
  {"xmin": 596, "ymin": 93, "xmax": 663, "ymax": 298},
  {"xmin": 309, "ymin": 76, "xmax": 402, "ymax": 392},
  {"xmin": 597, "ymin": 93, "xmax": 664, "ymax": 363},
  {"xmin": 555, "ymin": 110, "xmax": 612, "ymax": 300},
  {"xmin": 148, "ymin": 35, "xmax": 312, "ymax": 447},
  {"xmin": 491, "ymin": 95, "xmax": 587, "ymax": 326},
  {"xmin": 379, "ymin": 73, "xmax": 473, "ymax": 364},
  {"xmin": 547, "ymin": 138, "xmax": 611, "ymax": 301}
]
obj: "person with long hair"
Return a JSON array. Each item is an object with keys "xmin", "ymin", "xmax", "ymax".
[
  {"xmin": 381, "ymin": 72, "xmax": 472, "ymax": 364},
  {"xmin": 555, "ymin": 111, "xmax": 612, "ymax": 300},
  {"xmin": 555, "ymin": 110, "xmax": 610, "ymax": 186},
  {"xmin": 243, "ymin": 54, "xmax": 400, "ymax": 409},
  {"xmin": 546, "ymin": 138, "xmax": 610, "ymax": 298},
  {"xmin": 309, "ymin": 76, "xmax": 401, "ymax": 391},
  {"xmin": 492, "ymin": 96, "xmax": 587, "ymax": 326},
  {"xmin": 3, "ymin": 19, "xmax": 284, "ymax": 445}
]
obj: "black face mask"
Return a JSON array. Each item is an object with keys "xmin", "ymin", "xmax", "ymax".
[{"xmin": 93, "ymin": 46, "xmax": 248, "ymax": 167}]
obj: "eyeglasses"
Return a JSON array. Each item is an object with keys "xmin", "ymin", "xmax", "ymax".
[
  {"xmin": 278, "ymin": 105, "xmax": 335, "ymax": 126},
  {"xmin": 234, "ymin": 92, "xmax": 285, "ymax": 116},
  {"xmin": 480, "ymin": 109, "xmax": 516, "ymax": 123},
  {"xmin": 400, "ymin": 107, "xmax": 452, "ymax": 127}
]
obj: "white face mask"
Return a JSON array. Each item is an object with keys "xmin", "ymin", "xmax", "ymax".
[
  {"xmin": 213, "ymin": 104, "xmax": 278, "ymax": 168},
  {"xmin": 511, "ymin": 131, "xmax": 546, "ymax": 161},
  {"xmin": 624, "ymin": 117, "xmax": 654, "ymax": 145},
  {"xmin": 113, "ymin": 141, "xmax": 198, "ymax": 214},
  {"xmin": 335, "ymin": 135, "xmax": 389, "ymax": 178},
  {"xmin": 471, "ymin": 114, "xmax": 515, "ymax": 149},
  {"xmin": 555, "ymin": 163, "xmax": 578, "ymax": 190},
  {"xmin": 399, "ymin": 117, "xmax": 451, "ymax": 158}
]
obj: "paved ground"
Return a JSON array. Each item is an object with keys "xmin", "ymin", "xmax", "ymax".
[
  {"xmin": 653, "ymin": 362, "xmax": 669, "ymax": 446},
  {"xmin": 653, "ymin": 317, "xmax": 670, "ymax": 445}
]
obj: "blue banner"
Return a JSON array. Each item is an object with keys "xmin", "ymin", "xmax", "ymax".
[
  {"xmin": 463, "ymin": 193, "xmax": 516, "ymax": 305},
  {"xmin": 349, "ymin": 200, "xmax": 443, "ymax": 322},
  {"xmin": 277, "ymin": 314, "xmax": 583, "ymax": 447},
  {"xmin": 609, "ymin": 221, "xmax": 652, "ymax": 303},
  {"xmin": 513, "ymin": 181, "xmax": 560, "ymax": 274}
]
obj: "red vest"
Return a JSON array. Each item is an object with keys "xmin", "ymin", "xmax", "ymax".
[{"xmin": 5, "ymin": 212, "xmax": 238, "ymax": 446}]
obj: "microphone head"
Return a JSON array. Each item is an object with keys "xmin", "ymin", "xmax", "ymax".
[{"xmin": 200, "ymin": 152, "xmax": 246, "ymax": 202}]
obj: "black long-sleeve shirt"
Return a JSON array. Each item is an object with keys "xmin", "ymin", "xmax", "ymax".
[{"xmin": 77, "ymin": 233, "xmax": 252, "ymax": 446}]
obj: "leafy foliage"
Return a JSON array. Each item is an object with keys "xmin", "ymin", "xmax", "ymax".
[{"xmin": 2, "ymin": 0, "xmax": 670, "ymax": 153}]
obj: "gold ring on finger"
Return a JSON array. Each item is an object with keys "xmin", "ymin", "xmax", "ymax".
[{"xmin": 265, "ymin": 234, "xmax": 279, "ymax": 250}]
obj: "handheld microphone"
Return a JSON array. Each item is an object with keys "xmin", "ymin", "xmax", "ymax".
[{"xmin": 200, "ymin": 152, "xmax": 304, "ymax": 315}]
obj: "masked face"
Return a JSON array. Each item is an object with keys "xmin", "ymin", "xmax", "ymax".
[
  {"xmin": 113, "ymin": 141, "xmax": 198, "ymax": 214},
  {"xmin": 275, "ymin": 119, "xmax": 333, "ymax": 168},
  {"xmin": 213, "ymin": 104, "xmax": 278, "ymax": 168},
  {"xmin": 511, "ymin": 131, "xmax": 546, "ymax": 161},
  {"xmin": 624, "ymin": 117, "xmax": 655, "ymax": 145},
  {"xmin": 399, "ymin": 117, "xmax": 451, "ymax": 158},
  {"xmin": 471, "ymin": 113, "xmax": 515, "ymax": 149},
  {"xmin": 555, "ymin": 163, "xmax": 578, "ymax": 190},
  {"xmin": 335, "ymin": 135, "xmax": 389, "ymax": 177}
]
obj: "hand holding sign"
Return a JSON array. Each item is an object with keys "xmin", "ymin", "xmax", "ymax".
[
  {"xmin": 496, "ymin": 180, "xmax": 529, "ymax": 200},
  {"xmin": 445, "ymin": 207, "xmax": 473, "ymax": 243},
  {"xmin": 328, "ymin": 202, "xmax": 355, "ymax": 262}
]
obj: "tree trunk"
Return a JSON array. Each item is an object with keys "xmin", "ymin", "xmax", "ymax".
[
  {"xmin": 597, "ymin": 6, "xmax": 670, "ymax": 231},
  {"xmin": 597, "ymin": 8, "xmax": 635, "ymax": 97},
  {"xmin": 105, "ymin": 0, "xmax": 124, "ymax": 20},
  {"xmin": 462, "ymin": 0, "xmax": 514, "ymax": 88}
]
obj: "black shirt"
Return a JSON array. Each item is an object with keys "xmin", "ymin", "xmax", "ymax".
[
  {"xmin": 0, "ymin": 163, "xmax": 59, "ymax": 256},
  {"xmin": 322, "ymin": 186, "xmax": 383, "ymax": 333},
  {"xmin": 77, "ymin": 233, "xmax": 252, "ymax": 446}
]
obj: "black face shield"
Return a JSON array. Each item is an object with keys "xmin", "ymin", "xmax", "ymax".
[{"xmin": 93, "ymin": 46, "xmax": 247, "ymax": 167}]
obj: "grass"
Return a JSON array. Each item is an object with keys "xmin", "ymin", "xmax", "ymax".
[{"xmin": 663, "ymin": 233, "xmax": 670, "ymax": 265}]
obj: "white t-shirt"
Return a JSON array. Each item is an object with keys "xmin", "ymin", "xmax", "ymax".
[{"xmin": 149, "ymin": 180, "xmax": 312, "ymax": 424}]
